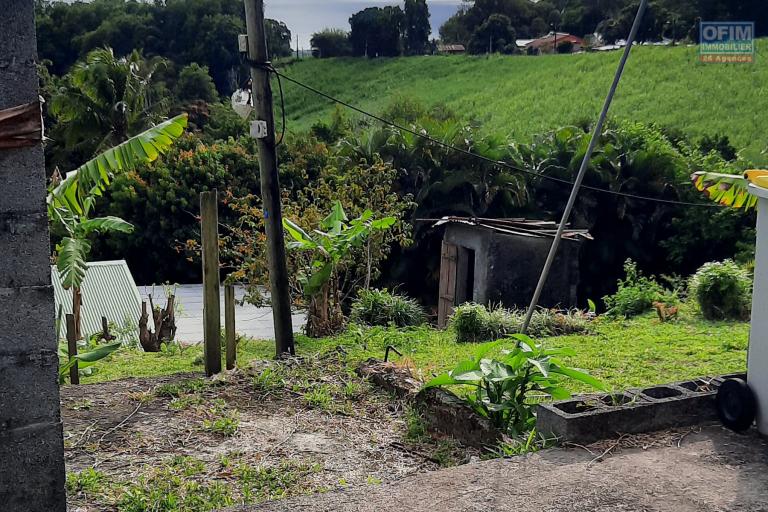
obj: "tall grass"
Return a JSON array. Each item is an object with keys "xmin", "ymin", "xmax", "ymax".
[{"xmin": 279, "ymin": 40, "xmax": 768, "ymax": 162}]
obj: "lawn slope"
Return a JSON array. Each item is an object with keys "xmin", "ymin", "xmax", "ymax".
[{"xmin": 279, "ymin": 41, "xmax": 768, "ymax": 162}]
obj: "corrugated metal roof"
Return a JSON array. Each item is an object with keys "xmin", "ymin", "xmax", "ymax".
[
  {"xmin": 52, "ymin": 260, "xmax": 142, "ymax": 340},
  {"xmin": 431, "ymin": 216, "xmax": 593, "ymax": 240}
]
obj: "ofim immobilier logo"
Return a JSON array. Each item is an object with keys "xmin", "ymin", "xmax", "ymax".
[{"xmin": 700, "ymin": 21, "xmax": 755, "ymax": 63}]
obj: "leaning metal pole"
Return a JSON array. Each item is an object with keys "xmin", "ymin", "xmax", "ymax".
[{"xmin": 521, "ymin": 0, "xmax": 649, "ymax": 334}]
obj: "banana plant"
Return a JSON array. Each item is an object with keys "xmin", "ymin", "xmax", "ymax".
[
  {"xmin": 58, "ymin": 338, "xmax": 122, "ymax": 383},
  {"xmin": 424, "ymin": 334, "xmax": 605, "ymax": 435},
  {"xmin": 48, "ymin": 114, "xmax": 188, "ymax": 340},
  {"xmin": 283, "ymin": 201, "xmax": 396, "ymax": 336},
  {"xmin": 49, "ymin": 113, "xmax": 188, "ymax": 215},
  {"xmin": 691, "ymin": 169, "xmax": 768, "ymax": 210}
]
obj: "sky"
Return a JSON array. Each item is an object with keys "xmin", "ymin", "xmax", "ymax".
[{"xmin": 264, "ymin": 0, "xmax": 465, "ymax": 51}]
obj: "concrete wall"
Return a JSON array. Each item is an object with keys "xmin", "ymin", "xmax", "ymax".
[
  {"xmin": 444, "ymin": 224, "xmax": 582, "ymax": 309},
  {"xmin": 487, "ymin": 231, "xmax": 581, "ymax": 308},
  {"xmin": 0, "ymin": 1, "xmax": 67, "ymax": 510}
]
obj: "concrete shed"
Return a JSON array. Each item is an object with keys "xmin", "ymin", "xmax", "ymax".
[
  {"xmin": 435, "ymin": 217, "xmax": 591, "ymax": 327},
  {"xmin": 52, "ymin": 260, "xmax": 141, "ymax": 340}
]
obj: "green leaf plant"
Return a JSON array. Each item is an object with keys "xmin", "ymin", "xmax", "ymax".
[
  {"xmin": 423, "ymin": 334, "xmax": 605, "ymax": 435},
  {"xmin": 283, "ymin": 200, "xmax": 396, "ymax": 337},
  {"xmin": 48, "ymin": 114, "xmax": 187, "ymax": 343}
]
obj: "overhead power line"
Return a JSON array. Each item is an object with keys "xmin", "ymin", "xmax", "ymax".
[{"xmin": 272, "ymin": 68, "xmax": 722, "ymax": 209}]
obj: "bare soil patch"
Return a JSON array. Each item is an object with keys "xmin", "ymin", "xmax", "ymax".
[
  {"xmin": 63, "ymin": 354, "xmax": 476, "ymax": 511},
  {"xmin": 230, "ymin": 425, "xmax": 768, "ymax": 512}
]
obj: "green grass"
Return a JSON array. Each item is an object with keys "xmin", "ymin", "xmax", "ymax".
[
  {"xmin": 278, "ymin": 41, "xmax": 768, "ymax": 162},
  {"xmin": 68, "ymin": 455, "xmax": 320, "ymax": 511},
  {"xmin": 79, "ymin": 307, "xmax": 748, "ymax": 394}
]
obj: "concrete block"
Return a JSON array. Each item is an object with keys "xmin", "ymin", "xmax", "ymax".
[
  {"xmin": 0, "ymin": 286, "xmax": 57, "ymax": 354},
  {"xmin": 0, "ymin": 147, "xmax": 48, "ymax": 214},
  {"xmin": 0, "ymin": 2, "xmax": 39, "ymax": 110},
  {"xmin": 0, "ymin": 211, "xmax": 51, "ymax": 288},
  {"xmin": 536, "ymin": 380, "xmax": 722, "ymax": 444},
  {"xmin": 0, "ymin": 351, "xmax": 62, "ymax": 431},
  {"xmin": 0, "ymin": 421, "xmax": 66, "ymax": 512}
]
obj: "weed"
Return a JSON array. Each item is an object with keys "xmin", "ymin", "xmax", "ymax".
[
  {"xmin": 118, "ymin": 457, "xmax": 234, "ymax": 512},
  {"xmin": 66, "ymin": 468, "xmax": 107, "ymax": 495},
  {"xmin": 253, "ymin": 367, "xmax": 285, "ymax": 392},
  {"xmin": 69, "ymin": 399, "xmax": 93, "ymax": 410},
  {"xmin": 304, "ymin": 385, "xmax": 334, "ymax": 410},
  {"xmin": 202, "ymin": 402, "xmax": 240, "ymax": 437},
  {"xmin": 483, "ymin": 430, "xmax": 557, "ymax": 459},
  {"xmin": 342, "ymin": 380, "xmax": 361, "ymax": 399},
  {"xmin": 169, "ymin": 395, "xmax": 204, "ymax": 410},
  {"xmin": 404, "ymin": 406, "xmax": 428, "ymax": 443},
  {"xmin": 604, "ymin": 260, "xmax": 676, "ymax": 318},
  {"xmin": 366, "ymin": 475, "xmax": 382, "ymax": 485},
  {"xmin": 432, "ymin": 440, "xmax": 462, "ymax": 467},
  {"xmin": 155, "ymin": 378, "xmax": 209, "ymax": 398},
  {"xmin": 235, "ymin": 460, "xmax": 320, "ymax": 502}
]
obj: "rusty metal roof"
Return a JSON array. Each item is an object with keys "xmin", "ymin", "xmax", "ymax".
[{"xmin": 431, "ymin": 217, "xmax": 593, "ymax": 240}]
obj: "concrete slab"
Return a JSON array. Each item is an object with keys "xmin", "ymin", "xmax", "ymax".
[
  {"xmin": 225, "ymin": 425, "xmax": 768, "ymax": 512},
  {"xmin": 138, "ymin": 284, "xmax": 305, "ymax": 343}
]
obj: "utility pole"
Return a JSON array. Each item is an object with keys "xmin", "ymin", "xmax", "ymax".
[
  {"xmin": 243, "ymin": 0, "xmax": 296, "ymax": 357},
  {"xmin": 296, "ymin": 34, "xmax": 300, "ymax": 59}
]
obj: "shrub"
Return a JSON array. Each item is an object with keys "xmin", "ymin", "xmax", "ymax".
[
  {"xmin": 689, "ymin": 260, "xmax": 752, "ymax": 320},
  {"xmin": 350, "ymin": 288, "xmax": 426, "ymax": 328},
  {"xmin": 603, "ymin": 260, "xmax": 675, "ymax": 318},
  {"xmin": 450, "ymin": 303, "xmax": 493, "ymax": 343},
  {"xmin": 451, "ymin": 303, "xmax": 590, "ymax": 343}
]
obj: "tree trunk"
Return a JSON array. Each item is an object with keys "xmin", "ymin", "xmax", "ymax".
[
  {"xmin": 0, "ymin": 2, "xmax": 67, "ymax": 509},
  {"xmin": 306, "ymin": 278, "xmax": 345, "ymax": 338},
  {"xmin": 72, "ymin": 285, "xmax": 82, "ymax": 340},
  {"xmin": 139, "ymin": 295, "xmax": 177, "ymax": 352}
]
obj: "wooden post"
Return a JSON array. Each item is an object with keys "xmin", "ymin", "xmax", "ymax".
[
  {"xmin": 66, "ymin": 314, "xmax": 79, "ymax": 385},
  {"xmin": 244, "ymin": 0, "xmax": 296, "ymax": 357},
  {"xmin": 225, "ymin": 284, "xmax": 236, "ymax": 370},
  {"xmin": 201, "ymin": 190, "xmax": 222, "ymax": 376}
]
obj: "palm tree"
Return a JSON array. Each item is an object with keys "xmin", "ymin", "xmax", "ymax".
[{"xmin": 49, "ymin": 47, "xmax": 169, "ymax": 163}]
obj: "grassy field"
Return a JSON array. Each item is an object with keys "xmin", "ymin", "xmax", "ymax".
[
  {"xmin": 81, "ymin": 306, "xmax": 748, "ymax": 393},
  {"xmin": 278, "ymin": 40, "xmax": 768, "ymax": 163}
]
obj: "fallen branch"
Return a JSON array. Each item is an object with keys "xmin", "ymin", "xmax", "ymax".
[
  {"xmin": 97, "ymin": 403, "xmax": 142, "ymax": 445},
  {"xmin": 587, "ymin": 433, "xmax": 628, "ymax": 468}
]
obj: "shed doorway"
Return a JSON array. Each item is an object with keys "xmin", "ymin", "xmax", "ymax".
[{"xmin": 437, "ymin": 242, "xmax": 476, "ymax": 328}]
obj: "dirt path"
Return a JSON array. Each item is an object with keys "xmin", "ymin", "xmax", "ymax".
[{"xmin": 226, "ymin": 425, "xmax": 768, "ymax": 512}]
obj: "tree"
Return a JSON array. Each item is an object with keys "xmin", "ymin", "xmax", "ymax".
[
  {"xmin": 468, "ymin": 14, "xmax": 517, "ymax": 54},
  {"xmin": 404, "ymin": 0, "xmax": 431, "ymax": 55},
  {"xmin": 175, "ymin": 63, "xmax": 218, "ymax": 103},
  {"xmin": 283, "ymin": 202, "xmax": 397, "ymax": 337},
  {"xmin": 349, "ymin": 6, "xmax": 405, "ymax": 57},
  {"xmin": 49, "ymin": 47, "xmax": 170, "ymax": 169},
  {"xmin": 265, "ymin": 18, "xmax": 292, "ymax": 58},
  {"xmin": 439, "ymin": 9, "xmax": 473, "ymax": 44},
  {"xmin": 310, "ymin": 29, "xmax": 351, "ymax": 58}
]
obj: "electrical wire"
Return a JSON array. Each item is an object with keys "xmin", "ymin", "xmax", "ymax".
[{"xmin": 272, "ymin": 68, "xmax": 723, "ymax": 209}]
